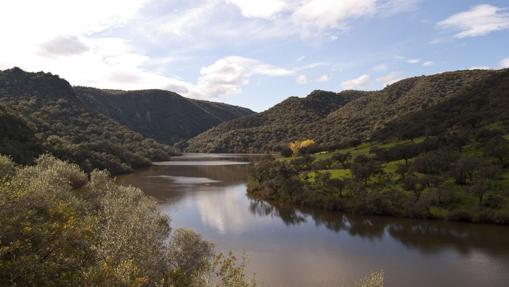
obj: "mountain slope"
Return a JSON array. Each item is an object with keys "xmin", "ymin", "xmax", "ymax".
[
  {"xmin": 0, "ymin": 104, "xmax": 42, "ymax": 163},
  {"xmin": 74, "ymin": 87, "xmax": 255, "ymax": 144},
  {"xmin": 186, "ymin": 90, "xmax": 363, "ymax": 152},
  {"xmin": 188, "ymin": 69, "xmax": 507, "ymax": 152},
  {"xmin": 0, "ymin": 68, "xmax": 177, "ymax": 174}
]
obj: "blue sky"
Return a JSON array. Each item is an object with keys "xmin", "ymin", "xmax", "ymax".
[{"xmin": 1, "ymin": 0, "xmax": 508, "ymax": 111}]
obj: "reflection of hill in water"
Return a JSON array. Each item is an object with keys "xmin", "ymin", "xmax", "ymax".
[
  {"xmin": 117, "ymin": 160, "xmax": 251, "ymax": 203},
  {"xmin": 248, "ymin": 199, "xmax": 509, "ymax": 258}
]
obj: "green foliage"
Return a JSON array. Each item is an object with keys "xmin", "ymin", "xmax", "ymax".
[
  {"xmin": 248, "ymin": 129, "xmax": 509, "ymax": 224},
  {"xmin": 0, "ymin": 155, "xmax": 256, "ymax": 286},
  {"xmin": 0, "ymin": 68, "xmax": 178, "ymax": 174},
  {"xmin": 75, "ymin": 87, "xmax": 254, "ymax": 145},
  {"xmin": 189, "ymin": 69, "xmax": 506, "ymax": 153}
]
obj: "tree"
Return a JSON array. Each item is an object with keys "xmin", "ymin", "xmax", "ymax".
[
  {"xmin": 483, "ymin": 137, "xmax": 509, "ymax": 167},
  {"xmin": 280, "ymin": 147, "xmax": 292, "ymax": 157},
  {"xmin": 468, "ymin": 180, "xmax": 493, "ymax": 205},
  {"xmin": 451, "ymin": 156, "xmax": 481, "ymax": 185},
  {"xmin": 402, "ymin": 174, "xmax": 424, "ymax": 202},
  {"xmin": 289, "ymin": 139, "xmax": 316, "ymax": 157},
  {"xmin": 351, "ymin": 155, "xmax": 382, "ymax": 186},
  {"xmin": 332, "ymin": 152, "xmax": 352, "ymax": 168},
  {"xmin": 0, "ymin": 155, "xmax": 256, "ymax": 287}
]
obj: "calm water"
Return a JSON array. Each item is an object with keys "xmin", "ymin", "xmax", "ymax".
[{"xmin": 119, "ymin": 153, "xmax": 509, "ymax": 287}]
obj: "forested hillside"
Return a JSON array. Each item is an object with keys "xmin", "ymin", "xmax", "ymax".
[
  {"xmin": 246, "ymin": 69, "xmax": 509, "ymax": 224},
  {"xmin": 188, "ymin": 69, "xmax": 505, "ymax": 153},
  {"xmin": 0, "ymin": 68, "xmax": 177, "ymax": 174},
  {"xmin": 187, "ymin": 90, "xmax": 363, "ymax": 152},
  {"xmin": 75, "ymin": 87, "xmax": 254, "ymax": 145}
]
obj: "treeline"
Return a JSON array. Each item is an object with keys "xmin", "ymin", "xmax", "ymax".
[
  {"xmin": 0, "ymin": 68, "xmax": 178, "ymax": 174},
  {"xmin": 0, "ymin": 154, "xmax": 256, "ymax": 286},
  {"xmin": 248, "ymin": 129, "xmax": 509, "ymax": 224}
]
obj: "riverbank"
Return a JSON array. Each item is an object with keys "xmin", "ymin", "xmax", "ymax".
[{"xmin": 247, "ymin": 138, "xmax": 509, "ymax": 225}]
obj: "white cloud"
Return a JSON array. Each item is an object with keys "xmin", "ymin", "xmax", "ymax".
[
  {"xmin": 296, "ymin": 74, "xmax": 308, "ymax": 85},
  {"xmin": 469, "ymin": 66, "xmax": 491, "ymax": 70},
  {"xmin": 438, "ymin": 4, "xmax": 509, "ymax": 38},
  {"xmin": 0, "ymin": 0, "xmax": 192, "ymax": 92},
  {"xmin": 38, "ymin": 36, "xmax": 90, "ymax": 57},
  {"xmin": 341, "ymin": 74, "xmax": 371, "ymax": 90},
  {"xmin": 376, "ymin": 72, "xmax": 402, "ymax": 86},
  {"xmin": 0, "ymin": 0, "xmax": 149, "ymax": 42},
  {"xmin": 378, "ymin": 0, "xmax": 420, "ymax": 16},
  {"xmin": 292, "ymin": 0, "xmax": 377, "ymax": 31},
  {"xmin": 422, "ymin": 61, "xmax": 434, "ymax": 67},
  {"xmin": 406, "ymin": 58, "xmax": 421, "ymax": 64},
  {"xmin": 189, "ymin": 56, "xmax": 294, "ymax": 98},
  {"xmin": 500, "ymin": 58, "xmax": 509, "ymax": 68},
  {"xmin": 316, "ymin": 74, "xmax": 331, "ymax": 82},
  {"xmin": 227, "ymin": 0, "xmax": 288, "ymax": 19}
]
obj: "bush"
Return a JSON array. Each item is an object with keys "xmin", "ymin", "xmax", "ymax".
[{"xmin": 0, "ymin": 155, "xmax": 255, "ymax": 287}]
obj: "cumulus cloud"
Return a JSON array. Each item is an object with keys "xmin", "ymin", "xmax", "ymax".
[
  {"xmin": 316, "ymin": 74, "xmax": 331, "ymax": 82},
  {"xmin": 296, "ymin": 74, "xmax": 308, "ymax": 85},
  {"xmin": 341, "ymin": 74, "xmax": 371, "ymax": 90},
  {"xmin": 406, "ymin": 58, "xmax": 421, "ymax": 64},
  {"xmin": 500, "ymin": 58, "xmax": 509, "ymax": 68},
  {"xmin": 422, "ymin": 61, "xmax": 434, "ymax": 67},
  {"xmin": 39, "ymin": 36, "xmax": 89, "ymax": 57},
  {"xmin": 223, "ymin": 0, "xmax": 419, "ymax": 38},
  {"xmin": 376, "ymin": 72, "xmax": 402, "ymax": 86},
  {"xmin": 292, "ymin": 0, "xmax": 377, "ymax": 31},
  {"xmin": 0, "ymin": 0, "xmax": 191, "ymax": 92},
  {"xmin": 438, "ymin": 4, "xmax": 509, "ymax": 38},
  {"xmin": 227, "ymin": 0, "xmax": 288, "ymax": 19},
  {"xmin": 189, "ymin": 56, "xmax": 294, "ymax": 98}
]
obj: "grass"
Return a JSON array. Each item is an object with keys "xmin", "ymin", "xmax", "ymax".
[
  {"xmin": 383, "ymin": 159, "xmax": 406, "ymax": 174},
  {"xmin": 306, "ymin": 169, "xmax": 352, "ymax": 182}
]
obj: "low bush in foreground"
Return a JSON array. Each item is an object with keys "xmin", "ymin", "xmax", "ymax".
[{"xmin": 0, "ymin": 154, "xmax": 255, "ymax": 287}]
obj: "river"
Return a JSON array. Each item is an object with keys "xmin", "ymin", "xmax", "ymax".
[{"xmin": 118, "ymin": 153, "xmax": 509, "ymax": 287}]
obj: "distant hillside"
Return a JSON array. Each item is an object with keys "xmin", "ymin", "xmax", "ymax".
[
  {"xmin": 187, "ymin": 69, "xmax": 508, "ymax": 152},
  {"xmin": 0, "ymin": 105, "xmax": 42, "ymax": 163},
  {"xmin": 0, "ymin": 68, "xmax": 177, "ymax": 174},
  {"xmin": 186, "ymin": 90, "xmax": 363, "ymax": 152},
  {"xmin": 74, "ymin": 87, "xmax": 255, "ymax": 144}
]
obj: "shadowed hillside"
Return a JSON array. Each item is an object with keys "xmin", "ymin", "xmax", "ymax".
[
  {"xmin": 186, "ymin": 90, "xmax": 363, "ymax": 152},
  {"xmin": 74, "ymin": 87, "xmax": 255, "ymax": 144},
  {"xmin": 0, "ymin": 68, "xmax": 177, "ymax": 174}
]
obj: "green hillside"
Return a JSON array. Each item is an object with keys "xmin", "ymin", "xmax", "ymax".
[
  {"xmin": 74, "ymin": 87, "xmax": 254, "ymax": 145},
  {"xmin": 188, "ymin": 69, "xmax": 505, "ymax": 153},
  {"xmin": 0, "ymin": 68, "xmax": 178, "ymax": 174}
]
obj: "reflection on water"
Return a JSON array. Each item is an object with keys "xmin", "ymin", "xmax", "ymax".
[{"xmin": 118, "ymin": 154, "xmax": 509, "ymax": 287}]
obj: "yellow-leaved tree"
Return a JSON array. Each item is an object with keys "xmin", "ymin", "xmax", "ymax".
[{"xmin": 289, "ymin": 139, "xmax": 316, "ymax": 157}]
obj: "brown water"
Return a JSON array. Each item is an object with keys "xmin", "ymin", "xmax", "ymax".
[{"xmin": 118, "ymin": 153, "xmax": 509, "ymax": 287}]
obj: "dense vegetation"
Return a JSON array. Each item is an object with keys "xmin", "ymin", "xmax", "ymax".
[
  {"xmin": 0, "ymin": 155, "xmax": 385, "ymax": 287},
  {"xmin": 187, "ymin": 90, "xmax": 362, "ymax": 152},
  {"xmin": 75, "ymin": 87, "xmax": 254, "ymax": 145},
  {"xmin": 248, "ymin": 125, "xmax": 509, "ymax": 224},
  {"xmin": 188, "ymin": 69, "xmax": 507, "ymax": 153},
  {"xmin": 0, "ymin": 154, "xmax": 260, "ymax": 286},
  {"xmin": 0, "ymin": 68, "xmax": 178, "ymax": 174}
]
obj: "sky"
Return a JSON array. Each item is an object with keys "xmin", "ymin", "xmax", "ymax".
[{"xmin": 0, "ymin": 0, "xmax": 508, "ymax": 112}]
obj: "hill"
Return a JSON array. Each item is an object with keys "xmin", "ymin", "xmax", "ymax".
[
  {"xmin": 187, "ymin": 69, "xmax": 507, "ymax": 152},
  {"xmin": 0, "ymin": 105, "xmax": 42, "ymax": 164},
  {"xmin": 0, "ymin": 67, "xmax": 178, "ymax": 174},
  {"xmin": 186, "ymin": 90, "xmax": 363, "ymax": 152},
  {"xmin": 74, "ymin": 87, "xmax": 255, "ymax": 145}
]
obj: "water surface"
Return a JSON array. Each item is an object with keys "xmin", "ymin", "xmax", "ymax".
[{"xmin": 119, "ymin": 153, "xmax": 509, "ymax": 287}]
